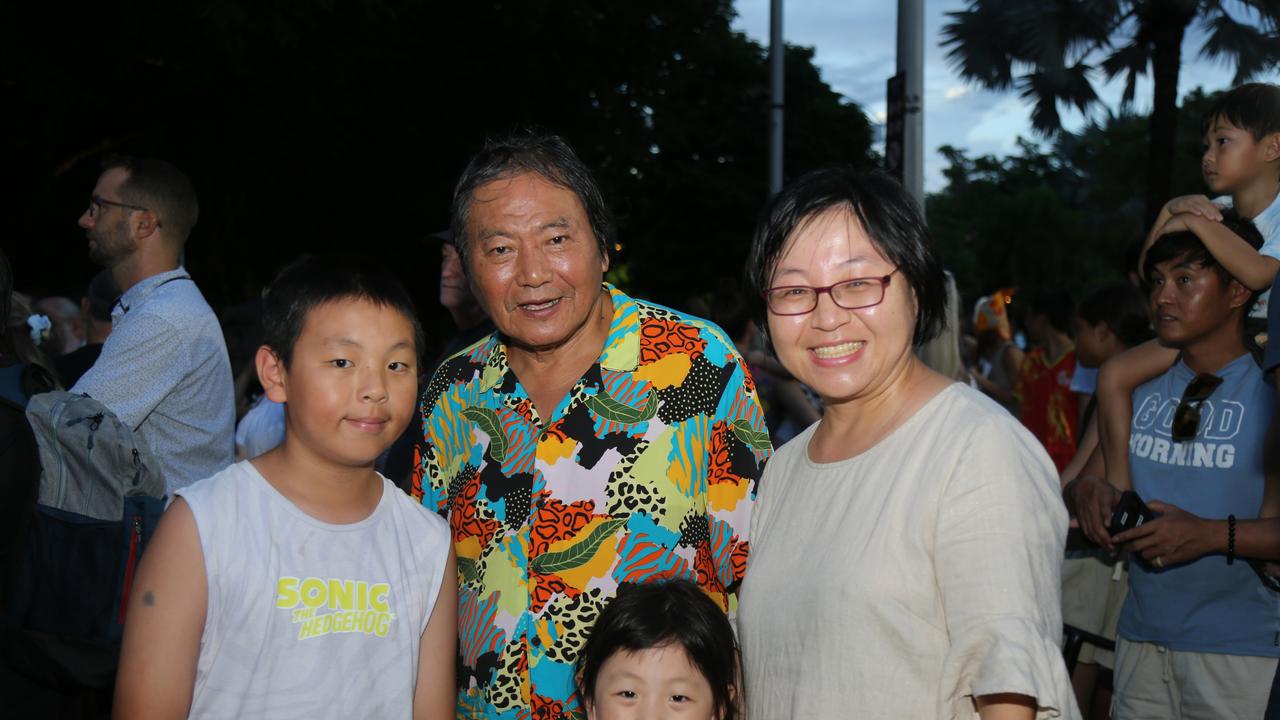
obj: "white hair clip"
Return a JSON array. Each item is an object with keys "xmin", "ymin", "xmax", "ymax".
[{"xmin": 26, "ymin": 313, "xmax": 52, "ymax": 345}]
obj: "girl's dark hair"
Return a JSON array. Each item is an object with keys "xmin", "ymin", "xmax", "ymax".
[
  {"xmin": 1076, "ymin": 283, "xmax": 1153, "ymax": 349},
  {"xmin": 260, "ymin": 253, "xmax": 424, "ymax": 369},
  {"xmin": 576, "ymin": 580, "xmax": 737, "ymax": 720},
  {"xmin": 745, "ymin": 167, "xmax": 947, "ymax": 347}
]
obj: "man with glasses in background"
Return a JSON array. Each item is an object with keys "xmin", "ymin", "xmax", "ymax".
[
  {"xmin": 1067, "ymin": 213, "xmax": 1279, "ymax": 720},
  {"xmin": 72, "ymin": 155, "xmax": 234, "ymax": 493}
]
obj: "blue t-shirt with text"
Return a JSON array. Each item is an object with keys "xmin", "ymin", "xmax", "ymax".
[{"xmin": 1120, "ymin": 352, "xmax": 1280, "ymax": 656}]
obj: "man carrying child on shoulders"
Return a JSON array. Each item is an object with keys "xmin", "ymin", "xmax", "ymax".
[{"xmin": 1069, "ymin": 216, "xmax": 1278, "ymax": 720}]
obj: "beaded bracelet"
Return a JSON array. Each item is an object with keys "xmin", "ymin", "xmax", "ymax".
[{"xmin": 1227, "ymin": 514, "xmax": 1236, "ymax": 565}]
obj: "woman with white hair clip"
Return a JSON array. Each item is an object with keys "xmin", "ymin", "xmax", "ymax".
[{"xmin": 0, "ymin": 253, "xmax": 60, "ymax": 403}]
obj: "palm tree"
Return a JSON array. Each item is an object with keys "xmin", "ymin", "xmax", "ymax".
[{"xmin": 942, "ymin": 0, "xmax": 1280, "ymax": 224}]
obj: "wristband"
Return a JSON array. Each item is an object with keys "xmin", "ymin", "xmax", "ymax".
[{"xmin": 1227, "ymin": 514, "xmax": 1236, "ymax": 565}]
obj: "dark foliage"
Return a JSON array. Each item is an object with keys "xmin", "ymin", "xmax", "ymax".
[
  {"xmin": 928, "ymin": 88, "xmax": 1221, "ymax": 308},
  {"xmin": 1, "ymin": 0, "xmax": 874, "ymax": 347}
]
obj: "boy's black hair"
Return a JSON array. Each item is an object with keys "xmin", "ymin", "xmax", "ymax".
[
  {"xmin": 261, "ymin": 253, "xmax": 425, "ymax": 369},
  {"xmin": 576, "ymin": 580, "xmax": 737, "ymax": 720},
  {"xmin": 745, "ymin": 166, "xmax": 948, "ymax": 347},
  {"xmin": 1027, "ymin": 289, "xmax": 1074, "ymax": 335},
  {"xmin": 1142, "ymin": 211, "xmax": 1264, "ymax": 298},
  {"xmin": 1076, "ymin": 283, "xmax": 1153, "ymax": 349},
  {"xmin": 1201, "ymin": 83, "xmax": 1280, "ymax": 141}
]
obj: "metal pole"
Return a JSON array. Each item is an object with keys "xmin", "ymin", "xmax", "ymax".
[
  {"xmin": 896, "ymin": 0, "xmax": 924, "ymax": 207},
  {"xmin": 769, "ymin": 0, "xmax": 784, "ymax": 197}
]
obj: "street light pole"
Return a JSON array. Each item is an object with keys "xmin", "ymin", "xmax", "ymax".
[
  {"xmin": 896, "ymin": 0, "xmax": 924, "ymax": 207},
  {"xmin": 769, "ymin": 0, "xmax": 784, "ymax": 197}
]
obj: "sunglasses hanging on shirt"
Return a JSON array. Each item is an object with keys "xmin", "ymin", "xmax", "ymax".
[{"xmin": 1170, "ymin": 373, "xmax": 1223, "ymax": 442}]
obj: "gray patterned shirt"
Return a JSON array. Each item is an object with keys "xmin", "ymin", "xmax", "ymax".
[{"xmin": 73, "ymin": 267, "xmax": 235, "ymax": 494}]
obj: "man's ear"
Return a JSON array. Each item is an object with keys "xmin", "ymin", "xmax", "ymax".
[
  {"xmin": 257, "ymin": 345, "xmax": 289, "ymax": 403},
  {"xmin": 133, "ymin": 209, "xmax": 162, "ymax": 240},
  {"xmin": 1226, "ymin": 278, "xmax": 1252, "ymax": 311}
]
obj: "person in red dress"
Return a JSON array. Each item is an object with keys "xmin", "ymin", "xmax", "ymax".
[{"xmin": 1016, "ymin": 289, "xmax": 1079, "ymax": 472}]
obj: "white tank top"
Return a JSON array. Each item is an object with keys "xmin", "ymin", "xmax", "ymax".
[{"xmin": 175, "ymin": 461, "xmax": 451, "ymax": 719}]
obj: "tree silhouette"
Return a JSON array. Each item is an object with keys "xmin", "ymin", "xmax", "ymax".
[
  {"xmin": 928, "ymin": 87, "xmax": 1223, "ymax": 304},
  {"xmin": 941, "ymin": 0, "xmax": 1280, "ymax": 224},
  {"xmin": 2, "ymin": 0, "xmax": 873, "ymax": 323}
]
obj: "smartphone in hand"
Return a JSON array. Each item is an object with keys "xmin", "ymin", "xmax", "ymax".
[{"xmin": 1108, "ymin": 491, "xmax": 1156, "ymax": 537}]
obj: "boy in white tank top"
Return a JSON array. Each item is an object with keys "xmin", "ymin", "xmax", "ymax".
[{"xmin": 114, "ymin": 255, "xmax": 457, "ymax": 719}]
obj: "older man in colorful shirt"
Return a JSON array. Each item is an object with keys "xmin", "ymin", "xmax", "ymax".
[{"xmin": 413, "ymin": 132, "xmax": 769, "ymax": 719}]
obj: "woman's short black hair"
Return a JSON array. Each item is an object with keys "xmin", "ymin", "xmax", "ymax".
[
  {"xmin": 745, "ymin": 167, "xmax": 947, "ymax": 347},
  {"xmin": 450, "ymin": 130, "xmax": 614, "ymax": 270},
  {"xmin": 260, "ymin": 253, "xmax": 424, "ymax": 369},
  {"xmin": 1076, "ymin": 282, "xmax": 1153, "ymax": 349},
  {"xmin": 576, "ymin": 580, "xmax": 738, "ymax": 720}
]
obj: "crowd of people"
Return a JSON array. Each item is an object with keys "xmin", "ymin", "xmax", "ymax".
[{"xmin": 1, "ymin": 81, "xmax": 1278, "ymax": 720}]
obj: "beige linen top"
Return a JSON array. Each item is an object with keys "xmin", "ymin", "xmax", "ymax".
[{"xmin": 739, "ymin": 383, "xmax": 1079, "ymax": 719}]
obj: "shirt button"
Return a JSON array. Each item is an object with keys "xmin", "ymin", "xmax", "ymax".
[{"xmin": 530, "ymin": 636, "xmax": 542, "ymax": 648}]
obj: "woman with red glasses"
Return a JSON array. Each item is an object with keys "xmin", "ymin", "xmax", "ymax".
[{"xmin": 737, "ymin": 167, "xmax": 1078, "ymax": 720}]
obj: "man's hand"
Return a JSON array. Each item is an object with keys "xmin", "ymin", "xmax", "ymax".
[
  {"xmin": 1067, "ymin": 475, "xmax": 1122, "ymax": 549},
  {"xmin": 1112, "ymin": 500, "xmax": 1213, "ymax": 568}
]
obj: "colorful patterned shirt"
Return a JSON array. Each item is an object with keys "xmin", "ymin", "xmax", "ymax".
[
  {"xmin": 1015, "ymin": 346, "xmax": 1079, "ymax": 472},
  {"xmin": 413, "ymin": 283, "xmax": 768, "ymax": 720}
]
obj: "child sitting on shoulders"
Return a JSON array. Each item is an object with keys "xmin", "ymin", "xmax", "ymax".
[
  {"xmin": 576, "ymin": 579, "xmax": 738, "ymax": 720},
  {"xmin": 1096, "ymin": 82, "xmax": 1280, "ymax": 498},
  {"xmin": 114, "ymin": 254, "xmax": 456, "ymax": 719}
]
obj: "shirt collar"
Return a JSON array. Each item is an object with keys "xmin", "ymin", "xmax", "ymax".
[
  {"xmin": 477, "ymin": 282, "xmax": 640, "ymax": 392},
  {"xmin": 113, "ymin": 267, "xmax": 190, "ymax": 317},
  {"xmin": 1174, "ymin": 350, "xmax": 1257, "ymax": 382},
  {"xmin": 1257, "ymin": 191, "xmax": 1280, "ymax": 224}
]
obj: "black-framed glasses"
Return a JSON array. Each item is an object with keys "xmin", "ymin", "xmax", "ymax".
[
  {"xmin": 763, "ymin": 270, "xmax": 897, "ymax": 316},
  {"xmin": 88, "ymin": 195, "xmax": 158, "ymax": 226},
  {"xmin": 1171, "ymin": 372, "xmax": 1223, "ymax": 442}
]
